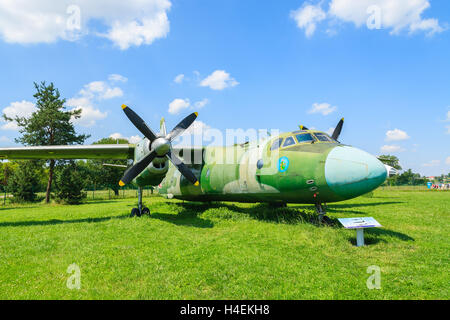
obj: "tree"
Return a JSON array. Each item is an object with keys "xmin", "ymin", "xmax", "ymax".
[
  {"xmin": 54, "ymin": 162, "xmax": 86, "ymax": 204},
  {"xmin": 0, "ymin": 161, "xmax": 18, "ymax": 192},
  {"xmin": 378, "ymin": 155, "xmax": 402, "ymax": 170},
  {"xmin": 3, "ymin": 82, "xmax": 90, "ymax": 203},
  {"xmin": 7, "ymin": 161, "xmax": 43, "ymax": 202},
  {"xmin": 87, "ymin": 137, "xmax": 131, "ymax": 196}
]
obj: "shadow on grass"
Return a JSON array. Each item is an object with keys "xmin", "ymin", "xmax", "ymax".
[
  {"xmin": 347, "ymin": 228, "xmax": 415, "ymax": 245},
  {"xmin": 149, "ymin": 211, "xmax": 214, "ymax": 228},
  {"xmin": 0, "ymin": 205, "xmax": 41, "ymax": 211},
  {"xmin": 171, "ymin": 202, "xmax": 340, "ymax": 227},
  {"xmin": 0, "ymin": 214, "xmax": 129, "ymax": 228},
  {"xmin": 331, "ymin": 201, "xmax": 403, "ymax": 208}
]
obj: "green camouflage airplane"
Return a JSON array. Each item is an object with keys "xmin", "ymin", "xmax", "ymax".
[{"xmin": 0, "ymin": 105, "xmax": 387, "ymax": 220}]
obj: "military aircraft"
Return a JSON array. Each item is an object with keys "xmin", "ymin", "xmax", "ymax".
[{"xmin": 0, "ymin": 105, "xmax": 387, "ymax": 221}]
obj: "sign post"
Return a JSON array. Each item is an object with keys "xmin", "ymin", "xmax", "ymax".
[{"xmin": 338, "ymin": 217, "xmax": 382, "ymax": 247}]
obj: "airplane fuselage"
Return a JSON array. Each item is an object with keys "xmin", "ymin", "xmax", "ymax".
[{"xmin": 137, "ymin": 130, "xmax": 388, "ymax": 204}]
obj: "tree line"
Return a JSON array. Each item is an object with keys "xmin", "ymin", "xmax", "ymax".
[
  {"xmin": 1, "ymin": 82, "xmax": 133, "ymax": 204},
  {"xmin": 2, "ymin": 82, "xmax": 448, "ymax": 204},
  {"xmin": 378, "ymin": 155, "xmax": 449, "ymax": 186},
  {"xmin": 0, "ymin": 138, "xmax": 133, "ymax": 204}
]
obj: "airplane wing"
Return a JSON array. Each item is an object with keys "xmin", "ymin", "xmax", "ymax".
[{"xmin": 0, "ymin": 144, "xmax": 135, "ymax": 160}]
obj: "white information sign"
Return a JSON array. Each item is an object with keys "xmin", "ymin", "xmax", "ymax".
[{"xmin": 338, "ymin": 217, "xmax": 382, "ymax": 229}]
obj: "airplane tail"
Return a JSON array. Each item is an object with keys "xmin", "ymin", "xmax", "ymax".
[{"xmin": 160, "ymin": 117, "xmax": 167, "ymax": 136}]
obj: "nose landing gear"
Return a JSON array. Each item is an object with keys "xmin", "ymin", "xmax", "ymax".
[
  {"xmin": 130, "ymin": 186, "xmax": 151, "ymax": 217},
  {"xmin": 315, "ymin": 203, "xmax": 331, "ymax": 224}
]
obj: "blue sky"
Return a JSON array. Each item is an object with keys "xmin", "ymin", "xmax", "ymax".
[{"xmin": 0, "ymin": 0, "xmax": 449, "ymax": 175}]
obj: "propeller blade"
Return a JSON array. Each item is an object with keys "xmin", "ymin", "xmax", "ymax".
[
  {"xmin": 160, "ymin": 117, "xmax": 167, "ymax": 136},
  {"xmin": 166, "ymin": 112, "xmax": 198, "ymax": 141},
  {"xmin": 299, "ymin": 125, "xmax": 309, "ymax": 130},
  {"xmin": 166, "ymin": 151, "xmax": 199, "ymax": 186},
  {"xmin": 122, "ymin": 105, "xmax": 157, "ymax": 142},
  {"xmin": 119, "ymin": 150, "xmax": 157, "ymax": 186},
  {"xmin": 331, "ymin": 118, "xmax": 344, "ymax": 141}
]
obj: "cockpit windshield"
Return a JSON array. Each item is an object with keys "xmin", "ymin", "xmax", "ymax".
[
  {"xmin": 313, "ymin": 132, "xmax": 335, "ymax": 142},
  {"xmin": 296, "ymin": 133, "xmax": 315, "ymax": 144},
  {"xmin": 270, "ymin": 138, "xmax": 283, "ymax": 150}
]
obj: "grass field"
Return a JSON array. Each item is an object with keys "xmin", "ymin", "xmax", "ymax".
[{"xmin": 0, "ymin": 188, "xmax": 448, "ymax": 299}]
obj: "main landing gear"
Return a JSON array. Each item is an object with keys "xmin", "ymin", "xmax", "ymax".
[
  {"xmin": 130, "ymin": 187, "xmax": 150, "ymax": 217},
  {"xmin": 315, "ymin": 203, "xmax": 331, "ymax": 224}
]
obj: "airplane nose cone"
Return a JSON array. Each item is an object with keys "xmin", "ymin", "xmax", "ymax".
[{"xmin": 325, "ymin": 146, "xmax": 387, "ymax": 199}]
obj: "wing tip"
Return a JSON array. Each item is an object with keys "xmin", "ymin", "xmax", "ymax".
[
  {"xmin": 121, "ymin": 104, "xmax": 128, "ymax": 110},
  {"xmin": 119, "ymin": 180, "xmax": 125, "ymax": 187}
]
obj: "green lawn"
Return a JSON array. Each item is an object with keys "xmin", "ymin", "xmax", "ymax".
[{"xmin": 0, "ymin": 188, "xmax": 448, "ymax": 299}]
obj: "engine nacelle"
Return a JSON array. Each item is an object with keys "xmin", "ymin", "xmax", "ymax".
[{"xmin": 134, "ymin": 139, "xmax": 170, "ymax": 186}]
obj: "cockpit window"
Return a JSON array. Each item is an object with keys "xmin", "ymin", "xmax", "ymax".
[
  {"xmin": 283, "ymin": 137, "xmax": 296, "ymax": 147},
  {"xmin": 270, "ymin": 138, "xmax": 283, "ymax": 151},
  {"xmin": 314, "ymin": 132, "xmax": 334, "ymax": 142},
  {"xmin": 296, "ymin": 133, "xmax": 315, "ymax": 144}
]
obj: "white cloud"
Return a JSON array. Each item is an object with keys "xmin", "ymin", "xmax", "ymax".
[
  {"xmin": 168, "ymin": 98, "xmax": 209, "ymax": 114},
  {"xmin": 102, "ymin": 87, "xmax": 123, "ymax": 100},
  {"xmin": 326, "ymin": 127, "xmax": 335, "ymax": 136},
  {"xmin": 385, "ymin": 128, "xmax": 410, "ymax": 141},
  {"xmin": 78, "ymin": 80, "xmax": 123, "ymax": 101},
  {"xmin": 329, "ymin": 0, "xmax": 444, "ymax": 36},
  {"xmin": 290, "ymin": 3, "xmax": 326, "ymax": 37},
  {"xmin": 422, "ymin": 160, "xmax": 440, "ymax": 167},
  {"xmin": 0, "ymin": 0, "xmax": 171, "ymax": 50},
  {"xmin": 446, "ymin": 156, "xmax": 450, "ymax": 166},
  {"xmin": 308, "ymin": 102, "xmax": 337, "ymax": 116},
  {"xmin": 108, "ymin": 74, "xmax": 128, "ymax": 83},
  {"xmin": 292, "ymin": 0, "xmax": 445, "ymax": 37},
  {"xmin": 168, "ymin": 98, "xmax": 190, "ymax": 115},
  {"xmin": 445, "ymin": 110, "xmax": 450, "ymax": 122},
  {"xmin": 1, "ymin": 100, "xmax": 37, "ymax": 130},
  {"xmin": 446, "ymin": 125, "xmax": 450, "ymax": 135},
  {"xmin": 70, "ymin": 105, "xmax": 108, "ymax": 127},
  {"xmin": 194, "ymin": 98, "xmax": 209, "ymax": 109},
  {"xmin": 380, "ymin": 145, "xmax": 405, "ymax": 153},
  {"xmin": 174, "ymin": 74, "xmax": 185, "ymax": 84},
  {"xmin": 200, "ymin": 70, "xmax": 239, "ymax": 90},
  {"xmin": 109, "ymin": 132, "xmax": 141, "ymax": 144},
  {"xmin": 67, "ymin": 75, "xmax": 125, "ymax": 127}
]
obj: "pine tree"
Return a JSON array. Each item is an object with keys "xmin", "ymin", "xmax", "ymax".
[
  {"xmin": 7, "ymin": 160, "xmax": 43, "ymax": 202},
  {"xmin": 54, "ymin": 162, "xmax": 86, "ymax": 205},
  {"xmin": 3, "ymin": 82, "xmax": 90, "ymax": 203}
]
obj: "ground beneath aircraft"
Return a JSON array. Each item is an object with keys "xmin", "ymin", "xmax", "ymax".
[{"xmin": 0, "ymin": 188, "xmax": 448, "ymax": 299}]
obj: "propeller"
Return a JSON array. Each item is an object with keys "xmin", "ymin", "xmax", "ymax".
[
  {"xmin": 331, "ymin": 118, "xmax": 344, "ymax": 141},
  {"xmin": 119, "ymin": 105, "xmax": 200, "ymax": 187}
]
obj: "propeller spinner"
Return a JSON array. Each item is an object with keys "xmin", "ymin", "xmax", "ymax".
[{"xmin": 119, "ymin": 105, "xmax": 200, "ymax": 187}]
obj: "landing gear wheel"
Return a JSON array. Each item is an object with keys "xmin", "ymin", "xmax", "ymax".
[
  {"xmin": 130, "ymin": 208, "xmax": 140, "ymax": 218},
  {"xmin": 142, "ymin": 207, "xmax": 150, "ymax": 215}
]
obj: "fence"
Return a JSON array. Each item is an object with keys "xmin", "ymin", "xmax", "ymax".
[{"xmin": 0, "ymin": 184, "xmax": 157, "ymax": 205}]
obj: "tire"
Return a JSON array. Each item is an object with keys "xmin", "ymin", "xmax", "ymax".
[
  {"xmin": 130, "ymin": 208, "xmax": 139, "ymax": 217},
  {"xmin": 142, "ymin": 207, "xmax": 150, "ymax": 215}
]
